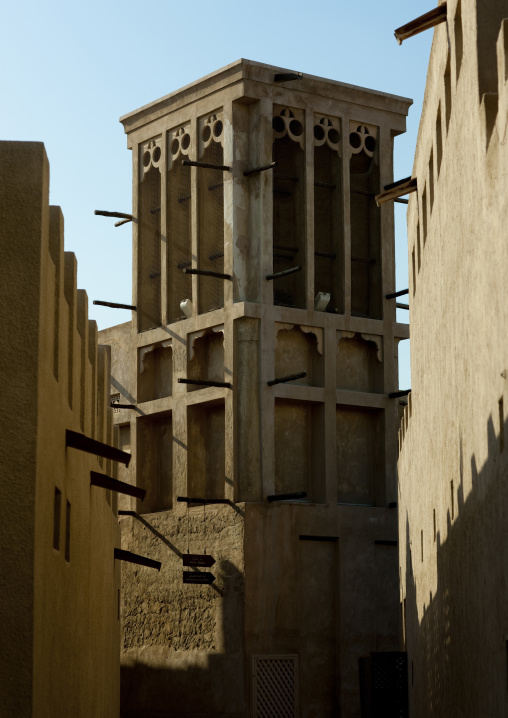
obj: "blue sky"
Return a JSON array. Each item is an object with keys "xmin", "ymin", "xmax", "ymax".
[{"xmin": 1, "ymin": 0, "xmax": 436, "ymax": 388}]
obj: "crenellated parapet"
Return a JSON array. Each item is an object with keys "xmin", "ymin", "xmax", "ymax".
[{"xmin": 0, "ymin": 141, "xmax": 120, "ymax": 718}]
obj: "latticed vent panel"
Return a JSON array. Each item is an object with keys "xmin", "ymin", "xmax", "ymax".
[{"xmin": 252, "ymin": 655, "xmax": 298, "ymax": 718}]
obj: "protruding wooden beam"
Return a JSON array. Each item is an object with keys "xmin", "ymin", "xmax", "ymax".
[
  {"xmin": 66, "ymin": 429, "xmax": 131, "ymax": 467},
  {"xmin": 267, "ymin": 372, "xmax": 306, "ymax": 387},
  {"xmin": 375, "ymin": 177, "xmax": 417, "ymax": 207},
  {"xmin": 91, "ymin": 471, "xmax": 145, "ymax": 500},
  {"xmin": 386, "ymin": 289, "xmax": 409, "ymax": 299},
  {"xmin": 114, "ymin": 548, "xmax": 161, "ymax": 571},
  {"xmin": 182, "ymin": 159, "xmax": 231, "ymax": 172},
  {"xmin": 389, "ymin": 389, "xmax": 411, "ymax": 399},
  {"xmin": 274, "ymin": 72, "xmax": 303, "ymax": 82},
  {"xmin": 94, "ymin": 210, "xmax": 133, "ymax": 219},
  {"xmin": 394, "ymin": 3, "xmax": 447, "ymax": 45},
  {"xmin": 93, "ymin": 301, "xmax": 137, "ymax": 310},
  {"xmin": 267, "ymin": 491, "xmax": 307, "ymax": 502},
  {"xmin": 182, "ymin": 268, "xmax": 232, "ymax": 281},
  {"xmin": 177, "ymin": 378, "xmax": 232, "ymax": 389},
  {"xmin": 266, "ymin": 266, "xmax": 302, "ymax": 281},
  {"xmin": 243, "ymin": 161, "xmax": 278, "ymax": 177}
]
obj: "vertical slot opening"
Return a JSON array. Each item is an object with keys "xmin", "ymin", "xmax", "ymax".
[
  {"xmin": 272, "ymin": 108, "xmax": 306, "ymax": 309},
  {"xmin": 138, "ymin": 342, "xmax": 173, "ymax": 403},
  {"xmin": 167, "ymin": 130, "xmax": 192, "ymax": 322},
  {"xmin": 313, "ymin": 118, "xmax": 343, "ymax": 314},
  {"xmin": 336, "ymin": 405, "xmax": 384, "ymax": 505},
  {"xmin": 412, "ymin": 248, "xmax": 416, "ymax": 296},
  {"xmin": 421, "ymin": 187, "xmax": 428, "ymax": 245},
  {"xmin": 429, "ymin": 150, "xmax": 434, "ymax": 214},
  {"xmin": 451, "ymin": 479, "xmax": 455, "ymax": 520},
  {"xmin": 454, "ymin": 0, "xmax": 463, "ymax": 82},
  {"xmin": 198, "ymin": 117, "xmax": 225, "ymax": 314},
  {"xmin": 433, "ymin": 508, "xmax": 436, "ymax": 541},
  {"xmin": 187, "ymin": 400, "xmax": 225, "ymax": 499},
  {"xmin": 53, "ymin": 487, "xmax": 61, "ymax": 550},
  {"xmin": 138, "ymin": 159, "xmax": 162, "ymax": 332},
  {"xmin": 137, "ymin": 411, "xmax": 173, "ymax": 513},
  {"xmin": 275, "ymin": 399, "xmax": 325, "ymax": 503},
  {"xmin": 65, "ymin": 500, "xmax": 71, "ymax": 562},
  {"xmin": 416, "ymin": 222, "xmax": 421, "ymax": 271},
  {"xmin": 349, "ymin": 124, "xmax": 381, "ymax": 319},
  {"xmin": 421, "ymin": 530, "xmax": 423, "ymax": 562},
  {"xmin": 500, "ymin": 397, "xmax": 505, "ymax": 452},
  {"xmin": 444, "ymin": 55, "xmax": 452, "ymax": 132},
  {"xmin": 436, "ymin": 104, "xmax": 443, "ymax": 176}
]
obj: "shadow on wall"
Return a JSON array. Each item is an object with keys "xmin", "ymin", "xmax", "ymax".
[
  {"xmin": 403, "ymin": 410, "xmax": 508, "ymax": 717},
  {"xmin": 120, "ymin": 557, "xmax": 246, "ymax": 718}
]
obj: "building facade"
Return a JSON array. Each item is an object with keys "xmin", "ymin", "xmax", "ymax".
[
  {"xmin": 0, "ymin": 142, "xmax": 121, "ymax": 716},
  {"xmin": 398, "ymin": 1, "xmax": 508, "ymax": 715},
  {"xmin": 100, "ymin": 60, "xmax": 411, "ymax": 717}
]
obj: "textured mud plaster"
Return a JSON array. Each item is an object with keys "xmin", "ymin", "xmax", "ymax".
[{"xmin": 120, "ymin": 505, "xmax": 244, "ymax": 652}]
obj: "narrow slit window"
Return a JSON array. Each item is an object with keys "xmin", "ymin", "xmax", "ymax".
[
  {"xmin": 421, "ymin": 187, "xmax": 428, "ymax": 245},
  {"xmin": 451, "ymin": 480, "xmax": 455, "ymax": 520},
  {"xmin": 444, "ymin": 55, "xmax": 452, "ymax": 132},
  {"xmin": 421, "ymin": 530, "xmax": 423, "ymax": 562},
  {"xmin": 454, "ymin": 0, "xmax": 463, "ymax": 82},
  {"xmin": 412, "ymin": 248, "xmax": 416, "ymax": 296},
  {"xmin": 416, "ymin": 223, "xmax": 421, "ymax": 271},
  {"xmin": 65, "ymin": 501, "xmax": 71, "ymax": 562},
  {"xmin": 433, "ymin": 508, "xmax": 436, "ymax": 542},
  {"xmin": 500, "ymin": 397, "xmax": 505, "ymax": 452},
  {"xmin": 429, "ymin": 150, "xmax": 434, "ymax": 213},
  {"xmin": 436, "ymin": 104, "xmax": 443, "ymax": 176},
  {"xmin": 53, "ymin": 488, "xmax": 61, "ymax": 550}
]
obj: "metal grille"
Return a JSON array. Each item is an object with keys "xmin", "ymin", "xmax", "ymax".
[
  {"xmin": 252, "ymin": 655, "xmax": 297, "ymax": 718},
  {"xmin": 272, "ymin": 135, "xmax": 305, "ymax": 309},
  {"xmin": 198, "ymin": 141, "xmax": 224, "ymax": 314},
  {"xmin": 167, "ymin": 160, "xmax": 192, "ymax": 322},
  {"xmin": 138, "ymin": 167, "xmax": 161, "ymax": 331},
  {"xmin": 359, "ymin": 651, "xmax": 409, "ymax": 718}
]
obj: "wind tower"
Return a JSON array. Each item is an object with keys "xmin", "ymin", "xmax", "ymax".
[{"xmin": 99, "ymin": 59, "xmax": 411, "ymax": 717}]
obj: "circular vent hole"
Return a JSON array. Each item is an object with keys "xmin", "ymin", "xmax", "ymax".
[
  {"xmin": 314, "ymin": 125, "xmax": 325, "ymax": 141},
  {"xmin": 202, "ymin": 125, "xmax": 211, "ymax": 142},
  {"xmin": 289, "ymin": 119, "xmax": 303, "ymax": 136},
  {"xmin": 328, "ymin": 128, "xmax": 340, "ymax": 144},
  {"xmin": 349, "ymin": 132, "xmax": 361, "ymax": 149},
  {"xmin": 182, "ymin": 133, "xmax": 190, "ymax": 150}
]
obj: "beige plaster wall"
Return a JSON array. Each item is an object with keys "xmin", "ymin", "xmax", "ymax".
[
  {"xmin": 0, "ymin": 141, "xmax": 120, "ymax": 717},
  {"xmin": 398, "ymin": 4, "xmax": 508, "ymax": 715}
]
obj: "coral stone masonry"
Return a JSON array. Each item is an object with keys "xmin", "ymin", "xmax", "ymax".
[{"xmin": 99, "ymin": 59, "xmax": 412, "ymax": 717}]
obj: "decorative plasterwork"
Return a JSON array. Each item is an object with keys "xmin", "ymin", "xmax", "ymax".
[
  {"xmin": 314, "ymin": 116, "xmax": 341, "ymax": 154},
  {"xmin": 337, "ymin": 331, "xmax": 383, "ymax": 362},
  {"xmin": 139, "ymin": 340, "xmax": 172, "ymax": 373},
  {"xmin": 188, "ymin": 325, "xmax": 224, "ymax": 360},
  {"xmin": 348, "ymin": 122, "xmax": 377, "ymax": 159},
  {"xmin": 168, "ymin": 124, "xmax": 191, "ymax": 170},
  {"xmin": 360, "ymin": 333, "xmax": 383, "ymax": 363},
  {"xmin": 139, "ymin": 137, "xmax": 162, "ymax": 182},
  {"xmin": 199, "ymin": 111, "xmax": 224, "ymax": 157},
  {"xmin": 272, "ymin": 107, "xmax": 305, "ymax": 149},
  {"xmin": 275, "ymin": 323, "xmax": 323, "ymax": 355}
]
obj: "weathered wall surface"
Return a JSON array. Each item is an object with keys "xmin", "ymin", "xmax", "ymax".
[
  {"xmin": 398, "ymin": 4, "xmax": 508, "ymax": 716},
  {"xmin": 100, "ymin": 59, "xmax": 412, "ymax": 718},
  {"xmin": 120, "ymin": 504, "xmax": 245, "ymax": 717},
  {"xmin": 0, "ymin": 141, "xmax": 120, "ymax": 717}
]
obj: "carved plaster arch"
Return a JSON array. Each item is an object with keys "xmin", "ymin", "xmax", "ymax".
[
  {"xmin": 139, "ymin": 137, "xmax": 163, "ymax": 182},
  {"xmin": 275, "ymin": 323, "xmax": 323, "ymax": 355},
  {"xmin": 314, "ymin": 116, "xmax": 341, "ymax": 154},
  {"xmin": 272, "ymin": 107, "xmax": 305, "ymax": 149},
  {"xmin": 139, "ymin": 339, "xmax": 172, "ymax": 374},
  {"xmin": 199, "ymin": 112, "xmax": 224, "ymax": 157},
  {"xmin": 188, "ymin": 324, "xmax": 224, "ymax": 361},
  {"xmin": 167, "ymin": 124, "xmax": 192, "ymax": 170},
  {"xmin": 337, "ymin": 331, "xmax": 383, "ymax": 362},
  {"xmin": 348, "ymin": 122, "xmax": 377, "ymax": 159}
]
